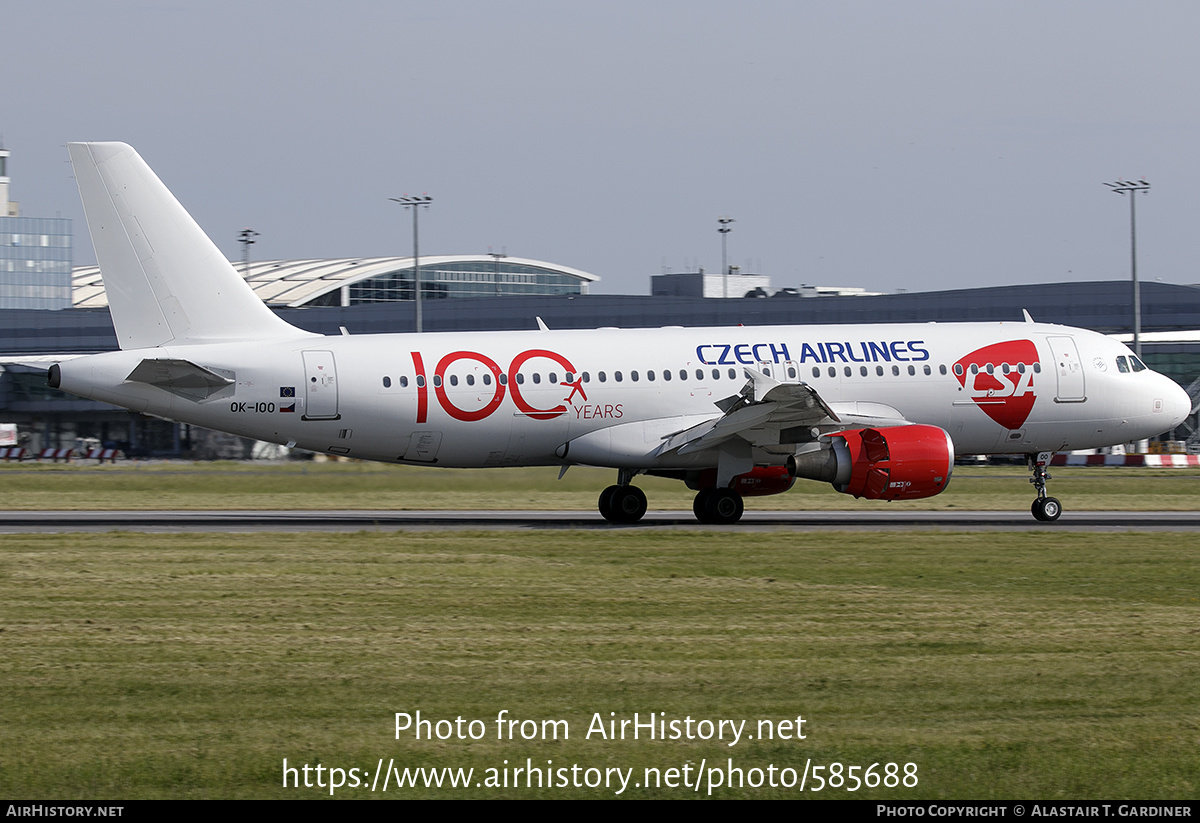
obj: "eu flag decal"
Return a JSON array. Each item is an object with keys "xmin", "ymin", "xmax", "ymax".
[{"xmin": 280, "ymin": 387, "xmax": 296, "ymax": 398}]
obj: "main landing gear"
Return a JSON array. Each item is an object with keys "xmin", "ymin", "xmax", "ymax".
[
  {"xmin": 596, "ymin": 470, "xmax": 748, "ymax": 525},
  {"xmin": 598, "ymin": 484, "xmax": 647, "ymax": 524},
  {"xmin": 598, "ymin": 469, "xmax": 648, "ymax": 524},
  {"xmin": 1028, "ymin": 451, "xmax": 1062, "ymax": 522},
  {"xmin": 692, "ymin": 487, "xmax": 745, "ymax": 525}
]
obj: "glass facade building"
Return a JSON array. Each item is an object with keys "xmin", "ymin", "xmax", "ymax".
[
  {"xmin": 337, "ymin": 260, "xmax": 587, "ymax": 305},
  {"xmin": 0, "ymin": 216, "xmax": 72, "ymax": 309},
  {"xmin": 73, "ymin": 255, "xmax": 596, "ymax": 310}
]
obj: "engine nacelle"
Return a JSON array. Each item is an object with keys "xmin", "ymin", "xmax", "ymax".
[
  {"xmin": 686, "ymin": 465, "xmax": 797, "ymax": 497},
  {"xmin": 793, "ymin": 425, "xmax": 954, "ymax": 501}
]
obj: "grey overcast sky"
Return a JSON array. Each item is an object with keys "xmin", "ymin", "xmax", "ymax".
[{"xmin": 4, "ymin": 0, "xmax": 1200, "ymax": 296}]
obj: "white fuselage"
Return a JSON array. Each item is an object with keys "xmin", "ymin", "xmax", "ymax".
[{"xmin": 54, "ymin": 320, "xmax": 1190, "ymax": 471}]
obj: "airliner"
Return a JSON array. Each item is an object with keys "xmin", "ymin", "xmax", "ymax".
[{"xmin": 47, "ymin": 143, "xmax": 1191, "ymax": 523}]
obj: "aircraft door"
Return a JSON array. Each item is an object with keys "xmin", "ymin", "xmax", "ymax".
[
  {"xmin": 1047, "ymin": 336, "xmax": 1086, "ymax": 402},
  {"xmin": 302, "ymin": 350, "xmax": 340, "ymax": 419}
]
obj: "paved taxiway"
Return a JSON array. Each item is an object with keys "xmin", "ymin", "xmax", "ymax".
[{"xmin": 0, "ymin": 510, "xmax": 1194, "ymax": 532}]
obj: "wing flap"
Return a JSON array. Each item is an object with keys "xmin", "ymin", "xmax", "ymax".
[{"xmin": 660, "ymin": 368, "xmax": 844, "ymax": 455}]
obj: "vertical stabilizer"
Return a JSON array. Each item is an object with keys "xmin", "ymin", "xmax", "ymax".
[{"xmin": 68, "ymin": 142, "xmax": 311, "ymax": 349}]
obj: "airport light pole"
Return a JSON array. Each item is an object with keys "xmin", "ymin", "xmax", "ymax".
[
  {"xmin": 1103, "ymin": 178, "xmax": 1150, "ymax": 357},
  {"xmin": 718, "ymin": 216, "xmax": 735, "ymax": 298},
  {"xmin": 390, "ymin": 195, "xmax": 433, "ymax": 332},
  {"xmin": 237, "ymin": 228, "xmax": 259, "ymax": 277},
  {"xmin": 488, "ymin": 247, "xmax": 507, "ymax": 297}
]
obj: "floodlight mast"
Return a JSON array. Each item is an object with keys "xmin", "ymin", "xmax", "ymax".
[
  {"xmin": 1103, "ymin": 178, "xmax": 1150, "ymax": 357},
  {"xmin": 237, "ymin": 228, "xmax": 259, "ymax": 277},
  {"xmin": 718, "ymin": 216, "xmax": 735, "ymax": 299},
  {"xmin": 488, "ymin": 247, "xmax": 507, "ymax": 297},
  {"xmin": 390, "ymin": 195, "xmax": 433, "ymax": 332}
]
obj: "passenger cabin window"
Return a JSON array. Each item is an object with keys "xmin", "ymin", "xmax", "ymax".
[{"xmin": 382, "ymin": 376, "xmax": 391, "ymax": 388}]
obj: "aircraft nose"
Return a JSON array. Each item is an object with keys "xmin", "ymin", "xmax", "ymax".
[{"xmin": 1163, "ymin": 378, "xmax": 1193, "ymax": 429}]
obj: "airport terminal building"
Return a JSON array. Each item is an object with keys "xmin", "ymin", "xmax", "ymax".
[{"xmin": 1, "ymin": 264, "xmax": 1198, "ymax": 456}]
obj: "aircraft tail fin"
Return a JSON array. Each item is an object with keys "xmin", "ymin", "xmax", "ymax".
[{"xmin": 68, "ymin": 142, "xmax": 312, "ymax": 349}]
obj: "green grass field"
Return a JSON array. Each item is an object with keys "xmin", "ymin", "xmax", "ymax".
[
  {"xmin": 2, "ymin": 525, "xmax": 1198, "ymax": 798},
  {"xmin": 0, "ymin": 459, "xmax": 1197, "ymax": 512}
]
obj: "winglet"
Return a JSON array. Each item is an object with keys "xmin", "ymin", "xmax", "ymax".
[
  {"xmin": 1022, "ymin": 309, "xmax": 1035, "ymax": 323},
  {"xmin": 536, "ymin": 317, "xmax": 550, "ymax": 331}
]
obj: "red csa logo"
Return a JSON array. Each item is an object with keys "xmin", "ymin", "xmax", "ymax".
[{"xmin": 953, "ymin": 340, "xmax": 1039, "ymax": 430}]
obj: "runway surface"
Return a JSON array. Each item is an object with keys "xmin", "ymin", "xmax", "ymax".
[{"xmin": 0, "ymin": 509, "xmax": 1194, "ymax": 532}]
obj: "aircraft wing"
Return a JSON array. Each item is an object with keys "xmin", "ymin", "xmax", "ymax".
[{"xmin": 656, "ymin": 367, "xmax": 911, "ymax": 457}]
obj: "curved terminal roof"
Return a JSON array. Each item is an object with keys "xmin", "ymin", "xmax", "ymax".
[{"xmin": 72, "ymin": 255, "xmax": 599, "ymax": 309}]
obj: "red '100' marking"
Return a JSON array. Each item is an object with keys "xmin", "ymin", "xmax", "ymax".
[{"xmin": 413, "ymin": 349, "xmax": 579, "ymax": 423}]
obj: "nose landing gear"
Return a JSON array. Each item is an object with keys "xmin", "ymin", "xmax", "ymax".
[{"xmin": 1028, "ymin": 451, "xmax": 1062, "ymax": 522}]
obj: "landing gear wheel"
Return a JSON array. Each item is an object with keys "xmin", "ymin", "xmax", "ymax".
[
  {"xmin": 1032, "ymin": 496, "xmax": 1062, "ymax": 522},
  {"xmin": 694, "ymin": 488, "xmax": 744, "ymax": 525},
  {"xmin": 600, "ymin": 484, "xmax": 647, "ymax": 524},
  {"xmin": 598, "ymin": 485, "xmax": 619, "ymax": 521},
  {"xmin": 1027, "ymin": 452, "xmax": 1062, "ymax": 523}
]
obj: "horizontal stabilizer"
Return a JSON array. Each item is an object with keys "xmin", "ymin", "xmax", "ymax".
[{"xmin": 126, "ymin": 358, "xmax": 234, "ymax": 401}]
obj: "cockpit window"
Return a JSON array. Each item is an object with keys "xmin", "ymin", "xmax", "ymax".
[
  {"xmin": 1130, "ymin": 356, "xmax": 1147, "ymax": 372},
  {"xmin": 1116, "ymin": 356, "xmax": 1130, "ymax": 373}
]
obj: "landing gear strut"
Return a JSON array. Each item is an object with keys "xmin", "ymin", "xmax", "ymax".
[
  {"xmin": 598, "ymin": 469, "xmax": 647, "ymax": 524},
  {"xmin": 692, "ymin": 487, "xmax": 745, "ymax": 525},
  {"xmin": 1028, "ymin": 451, "xmax": 1062, "ymax": 522}
]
